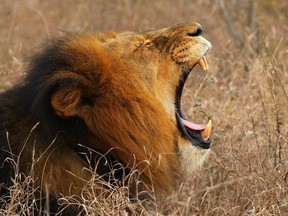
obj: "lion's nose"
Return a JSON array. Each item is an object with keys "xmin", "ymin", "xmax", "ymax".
[{"xmin": 187, "ymin": 26, "xmax": 203, "ymax": 37}]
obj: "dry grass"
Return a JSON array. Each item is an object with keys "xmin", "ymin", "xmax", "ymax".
[{"xmin": 0, "ymin": 0, "xmax": 287, "ymax": 215}]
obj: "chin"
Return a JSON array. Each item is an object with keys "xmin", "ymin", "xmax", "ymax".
[{"xmin": 178, "ymin": 137, "xmax": 210, "ymax": 176}]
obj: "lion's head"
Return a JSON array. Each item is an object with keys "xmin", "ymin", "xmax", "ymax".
[{"xmin": 0, "ymin": 22, "xmax": 212, "ymax": 212}]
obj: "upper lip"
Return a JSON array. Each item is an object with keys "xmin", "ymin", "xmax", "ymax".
[{"xmin": 175, "ymin": 56, "xmax": 212, "ymax": 149}]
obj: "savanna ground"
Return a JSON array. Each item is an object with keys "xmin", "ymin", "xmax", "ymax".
[{"xmin": 0, "ymin": 0, "xmax": 287, "ymax": 215}]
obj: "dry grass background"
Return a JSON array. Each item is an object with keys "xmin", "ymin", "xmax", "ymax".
[{"xmin": 0, "ymin": 0, "xmax": 287, "ymax": 215}]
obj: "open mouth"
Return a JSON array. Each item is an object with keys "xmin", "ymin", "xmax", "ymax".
[{"xmin": 175, "ymin": 56, "xmax": 212, "ymax": 149}]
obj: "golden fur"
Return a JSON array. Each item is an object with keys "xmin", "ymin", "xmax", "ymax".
[{"xmin": 0, "ymin": 22, "xmax": 211, "ymax": 213}]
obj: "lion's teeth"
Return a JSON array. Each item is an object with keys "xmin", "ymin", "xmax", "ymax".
[
  {"xmin": 201, "ymin": 120, "xmax": 212, "ymax": 140},
  {"xmin": 198, "ymin": 58, "xmax": 206, "ymax": 70},
  {"xmin": 198, "ymin": 56, "xmax": 208, "ymax": 71},
  {"xmin": 203, "ymin": 56, "xmax": 208, "ymax": 70}
]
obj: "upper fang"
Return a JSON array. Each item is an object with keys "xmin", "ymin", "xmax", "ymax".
[{"xmin": 197, "ymin": 56, "xmax": 208, "ymax": 71}]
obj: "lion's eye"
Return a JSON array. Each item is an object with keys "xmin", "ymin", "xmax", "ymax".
[{"xmin": 144, "ymin": 40, "xmax": 153, "ymax": 47}]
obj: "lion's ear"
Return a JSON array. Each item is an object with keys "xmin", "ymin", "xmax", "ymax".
[{"xmin": 51, "ymin": 87, "xmax": 82, "ymax": 117}]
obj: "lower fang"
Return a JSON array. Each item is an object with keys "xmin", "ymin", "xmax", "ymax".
[{"xmin": 201, "ymin": 120, "xmax": 212, "ymax": 140}]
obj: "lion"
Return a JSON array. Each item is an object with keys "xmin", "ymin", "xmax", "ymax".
[{"xmin": 0, "ymin": 22, "xmax": 212, "ymax": 214}]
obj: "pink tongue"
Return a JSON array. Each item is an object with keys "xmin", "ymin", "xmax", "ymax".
[{"xmin": 181, "ymin": 118, "xmax": 206, "ymax": 131}]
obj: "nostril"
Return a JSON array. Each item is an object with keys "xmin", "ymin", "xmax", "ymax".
[{"xmin": 187, "ymin": 27, "xmax": 203, "ymax": 37}]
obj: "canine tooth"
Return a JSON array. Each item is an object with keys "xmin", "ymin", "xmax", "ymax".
[
  {"xmin": 203, "ymin": 56, "xmax": 208, "ymax": 70},
  {"xmin": 198, "ymin": 57, "xmax": 207, "ymax": 71},
  {"xmin": 201, "ymin": 120, "xmax": 212, "ymax": 140}
]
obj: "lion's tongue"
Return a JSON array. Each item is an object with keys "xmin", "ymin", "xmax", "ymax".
[
  {"xmin": 181, "ymin": 118, "xmax": 212, "ymax": 139},
  {"xmin": 181, "ymin": 118, "xmax": 206, "ymax": 130}
]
